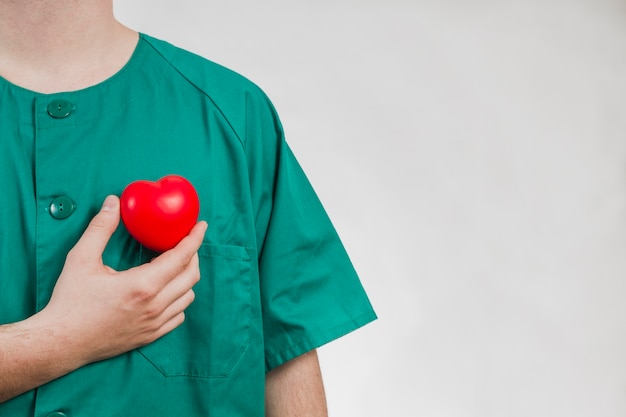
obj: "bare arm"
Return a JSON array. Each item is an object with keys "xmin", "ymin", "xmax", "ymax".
[
  {"xmin": 0, "ymin": 196, "xmax": 206, "ymax": 403},
  {"xmin": 265, "ymin": 350, "xmax": 328, "ymax": 417}
]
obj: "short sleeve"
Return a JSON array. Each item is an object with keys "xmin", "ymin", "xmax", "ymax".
[{"xmin": 243, "ymin": 89, "xmax": 377, "ymax": 372}]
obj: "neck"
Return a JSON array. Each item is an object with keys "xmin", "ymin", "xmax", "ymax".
[{"xmin": 0, "ymin": 0, "xmax": 138, "ymax": 93}]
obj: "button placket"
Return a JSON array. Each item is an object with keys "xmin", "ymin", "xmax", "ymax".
[{"xmin": 33, "ymin": 95, "xmax": 84, "ymax": 318}]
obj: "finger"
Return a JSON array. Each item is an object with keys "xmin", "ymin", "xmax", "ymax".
[
  {"xmin": 142, "ymin": 221, "xmax": 207, "ymax": 286},
  {"xmin": 154, "ymin": 251, "xmax": 200, "ymax": 303},
  {"xmin": 156, "ymin": 289, "xmax": 196, "ymax": 328},
  {"xmin": 70, "ymin": 196, "xmax": 121, "ymax": 264},
  {"xmin": 148, "ymin": 312, "xmax": 187, "ymax": 344}
]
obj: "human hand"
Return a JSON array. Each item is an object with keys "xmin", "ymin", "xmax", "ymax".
[{"xmin": 37, "ymin": 195, "xmax": 207, "ymax": 366}]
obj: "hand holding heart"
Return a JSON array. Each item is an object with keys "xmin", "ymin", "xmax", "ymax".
[
  {"xmin": 35, "ymin": 195, "xmax": 206, "ymax": 382},
  {"xmin": 121, "ymin": 175, "xmax": 201, "ymax": 252}
]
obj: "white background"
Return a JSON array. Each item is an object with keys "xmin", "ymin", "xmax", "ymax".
[{"xmin": 114, "ymin": 1, "xmax": 626, "ymax": 416}]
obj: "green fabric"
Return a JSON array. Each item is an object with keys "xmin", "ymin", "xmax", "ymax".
[{"xmin": 0, "ymin": 34, "xmax": 376, "ymax": 416}]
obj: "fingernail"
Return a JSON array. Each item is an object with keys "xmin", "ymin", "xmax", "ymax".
[{"xmin": 101, "ymin": 195, "xmax": 118, "ymax": 211}]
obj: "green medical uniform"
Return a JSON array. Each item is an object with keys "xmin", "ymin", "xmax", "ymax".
[{"xmin": 0, "ymin": 34, "xmax": 376, "ymax": 416}]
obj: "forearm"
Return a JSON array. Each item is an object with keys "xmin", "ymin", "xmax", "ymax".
[
  {"xmin": 0, "ymin": 313, "xmax": 85, "ymax": 403},
  {"xmin": 265, "ymin": 349, "xmax": 328, "ymax": 417}
]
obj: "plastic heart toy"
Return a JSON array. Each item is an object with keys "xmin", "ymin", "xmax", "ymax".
[{"xmin": 120, "ymin": 175, "xmax": 200, "ymax": 252}]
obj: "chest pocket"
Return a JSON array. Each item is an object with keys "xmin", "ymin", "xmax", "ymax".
[{"xmin": 138, "ymin": 243, "xmax": 253, "ymax": 378}]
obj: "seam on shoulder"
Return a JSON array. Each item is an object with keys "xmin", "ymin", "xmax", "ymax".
[{"xmin": 141, "ymin": 36, "xmax": 246, "ymax": 150}]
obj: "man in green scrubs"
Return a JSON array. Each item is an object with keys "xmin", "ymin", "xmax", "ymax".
[{"xmin": 0, "ymin": 1, "xmax": 376, "ymax": 416}]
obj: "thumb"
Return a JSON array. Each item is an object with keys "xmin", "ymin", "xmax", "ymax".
[{"xmin": 72, "ymin": 195, "xmax": 121, "ymax": 262}]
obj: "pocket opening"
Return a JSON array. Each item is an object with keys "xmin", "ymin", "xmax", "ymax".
[{"xmin": 138, "ymin": 243, "xmax": 253, "ymax": 378}]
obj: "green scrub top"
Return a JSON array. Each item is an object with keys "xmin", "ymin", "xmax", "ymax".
[{"xmin": 0, "ymin": 34, "xmax": 376, "ymax": 416}]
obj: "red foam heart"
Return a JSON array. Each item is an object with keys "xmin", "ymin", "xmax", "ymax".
[{"xmin": 120, "ymin": 175, "xmax": 200, "ymax": 252}]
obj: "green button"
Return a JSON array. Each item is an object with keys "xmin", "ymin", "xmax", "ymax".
[
  {"xmin": 47, "ymin": 99, "xmax": 75, "ymax": 118},
  {"xmin": 49, "ymin": 196, "xmax": 76, "ymax": 220},
  {"xmin": 46, "ymin": 412, "xmax": 68, "ymax": 417}
]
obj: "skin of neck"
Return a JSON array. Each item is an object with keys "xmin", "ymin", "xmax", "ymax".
[{"xmin": 0, "ymin": 0, "xmax": 138, "ymax": 93}]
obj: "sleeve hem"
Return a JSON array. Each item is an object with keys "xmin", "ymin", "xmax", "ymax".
[{"xmin": 264, "ymin": 309, "xmax": 378, "ymax": 372}]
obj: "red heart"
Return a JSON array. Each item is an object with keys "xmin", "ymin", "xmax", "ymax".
[{"xmin": 120, "ymin": 175, "xmax": 200, "ymax": 252}]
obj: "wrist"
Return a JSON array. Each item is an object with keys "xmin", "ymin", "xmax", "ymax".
[{"xmin": 25, "ymin": 309, "xmax": 90, "ymax": 372}]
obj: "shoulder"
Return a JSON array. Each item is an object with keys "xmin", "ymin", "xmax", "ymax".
[{"xmin": 140, "ymin": 33, "xmax": 278, "ymax": 142}]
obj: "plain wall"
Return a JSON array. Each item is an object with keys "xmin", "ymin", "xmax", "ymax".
[{"xmin": 113, "ymin": 1, "xmax": 626, "ymax": 416}]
